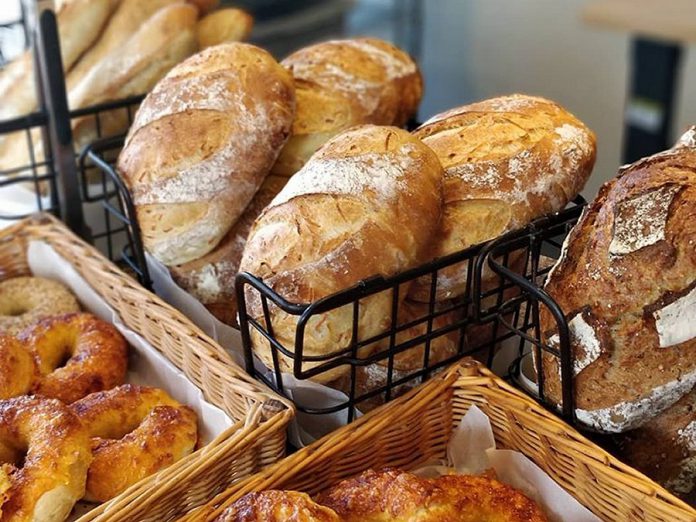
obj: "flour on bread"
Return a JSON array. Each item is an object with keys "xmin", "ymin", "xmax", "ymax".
[
  {"xmin": 549, "ymin": 310, "xmax": 601, "ymax": 377},
  {"xmin": 654, "ymin": 285, "xmax": 696, "ymax": 348}
]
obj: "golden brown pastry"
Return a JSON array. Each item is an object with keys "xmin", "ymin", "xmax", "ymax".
[
  {"xmin": 0, "ymin": 335, "xmax": 37, "ymax": 400},
  {"xmin": 214, "ymin": 491, "xmax": 340, "ymax": 522}
]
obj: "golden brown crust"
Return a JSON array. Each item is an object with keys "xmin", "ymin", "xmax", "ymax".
[
  {"xmin": 240, "ymin": 125, "xmax": 444, "ymax": 383},
  {"xmin": 118, "ymin": 42, "xmax": 296, "ymax": 266},
  {"xmin": 72, "ymin": 384, "xmax": 198, "ymax": 502},
  {"xmin": 272, "ymin": 38, "xmax": 422, "ymax": 177},
  {"xmin": 19, "ymin": 313, "xmax": 128, "ymax": 404},
  {"xmin": 0, "ymin": 277, "xmax": 80, "ymax": 335},
  {"xmin": 317, "ymin": 469, "xmax": 548, "ymax": 521},
  {"xmin": 196, "ymin": 8, "xmax": 254, "ymax": 49},
  {"xmin": 0, "ymin": 396, "xmax": 92, "ymax": 522},
  {"xmin": 215, "ymin": 491, "xmax": 340, "ymax": 522},
  {"xmin": 0, "ymin": 336, "xmax": 37, "ymax": 400},
  {"xmin": 410, "ymin": 94, "xmax": 596, "ymax": 301},
  {"xmin": 541, "ymin": 128, "xmax": 696, "ymax": 432}
]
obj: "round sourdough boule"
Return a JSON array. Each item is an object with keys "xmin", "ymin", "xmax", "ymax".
[
  {"xmin": 0, "ymin": 396, "xmax": 92, "ymax": 522},
  {"xmin": 239, "ymin": 125, "xmax": 444, "ymax": 383},
  {"xmin": 540, "ymin": 127, "xmax": 696, "ymax": 433},
  {"xmin": 118, "ymin": 42, "xmax": 296, "ymax": 266},
  {"xmin": 0, "ymin": 276, "xmax": 80, "ymax": 335},
  {"xmin": 170, "ymin": 174, "xmax": 288, "ymax": 326},
  {"xmin": 272, "ymin": 37, "xmax": 423, "ymax": 177},
  {"xmin": 410, "ymin": 94, "xmax": 596, "ymax": 302}
]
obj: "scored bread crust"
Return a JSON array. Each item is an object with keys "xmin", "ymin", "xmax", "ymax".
[
  {"xmin": 410, "ymin": 94, "xmax": 596, "ymax": 301},
  {"xmin": 118, "ymin": 43, "xmax": 295, "ymax": 266},
  {"xmin": 272, "ymin": 38, "xmax": 423, "ymax": 177},
  {"xmin": 541, "ymin": 127, "xmax": 696, "ymax": 433},
  {"xmin": 239, "ymin": 125, "xmax": 443, "ymax": 383}
]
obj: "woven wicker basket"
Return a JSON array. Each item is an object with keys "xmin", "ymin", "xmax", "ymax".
[
  {"xmin": 0, "ymin": 214, "xmax": 295, "ymax": 522},
  {"xmin": 179, "ymin": 358, "xmax": 696, "ymax": 522}
]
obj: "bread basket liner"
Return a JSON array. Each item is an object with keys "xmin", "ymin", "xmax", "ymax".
[{"xmin": 0, "ymin": 214, "xmax": 294, "ymax": 522}]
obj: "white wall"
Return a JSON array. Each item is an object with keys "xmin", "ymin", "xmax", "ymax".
[{"xmin": 417, "ymin": 0, "xmax": 696, "ymax": 198}]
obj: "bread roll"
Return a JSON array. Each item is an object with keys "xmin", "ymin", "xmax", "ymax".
[
  {"xmin": 409, "ymin": 94, "xmax": 596, "ymax": 302},
  {"xmin": 118, "ymin": 43, "xmax": 295, "ymax": 266},
  {"xmin": 170, "ymin": 175, "xmax": 287, "ymax": 326},
  {"xmin": 239, "ymin": 125, "xmax": 443, "ymax": 383},
  {"xmin": 196, "ymin": 8, "xmax": 253, "ymax": 49},
  {"xmin": 541, "ymin": 127, "xmax": 696, "ymax": 433},
  {"xmin": 616, "ymin": 386, "xmax": 696, "ymax": 505},
  {"xmin": 187, "ymin": 0, "xmax": 219, "ymax": 14},
  {"xmin": 272, "ymin": 38, "xmax": 423, "ymax": 177}
]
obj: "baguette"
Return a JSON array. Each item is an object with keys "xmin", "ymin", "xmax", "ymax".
[
  {"xmin": 196, "ymin": 8, "xmax": 253, "ymax": 50},
  {"xmin": 239, "ymin": 125, "xmax": 443, "ymax": 383}
]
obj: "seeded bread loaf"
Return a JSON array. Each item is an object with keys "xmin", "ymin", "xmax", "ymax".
[
  {"xmin": 239, "ymin": 125, "xmax": 444, "ymax": 383},
  {"xmin": 118, "ymin": 42, "xmax": 295, "ymax": 266},
  {"xmin": 271, "ymin": 38, "xmax": 422, "ymax": 177},
  {"xmin": 410, "ymin": 94, "xmax": 596, "ymax": 301},
  {"xmin": 541, "ymin": 127, "xmax": 696, "ymax": 433}
]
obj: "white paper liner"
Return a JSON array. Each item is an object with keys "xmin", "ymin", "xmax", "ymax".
[
  {"xmin": 414, "ymin": 405, "xmax": 601, "ymax": 522},
  {"xmin": 148, "ymin": 253, "xmax": 360, "ymax": 446},
  {"xmin": 25, "ymin": 241, "xmax": 234, "ymax": 519}
]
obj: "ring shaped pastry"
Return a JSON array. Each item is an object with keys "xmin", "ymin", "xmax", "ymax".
[
  {"xmin": 19, "ymin": 313, "xmax": 128, "ymax": 404},
  {"xmin": 0, "ymin": 277, "xmax": 80, "ymax": 335},
  {"xmin": 72, "ymin": 385, "xmax": 198, "ymax": 502},
  {"xmin": 0, "ymin": 335, "xmax": 37, "ymax": 400},
  {"xmin": 0, "ymin": 396, "xmax": 91, "ymax": 522}
]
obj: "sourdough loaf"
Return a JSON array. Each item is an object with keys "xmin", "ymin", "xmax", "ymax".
[
  {"xmin": 410, "ymin": 94, "xmax": 596, "ymax": 301},
  {"xmin": 271, "ymin": 38, "xmax": 422, "ymax": 177},
  {"xmin": 118, "ymin": 42, "xmax": 295, "ymax": 266},
  {"xmin": 541, "ymin": 126, "xmax": 696, "ymax": 433},
  {"xmin": 239, "ymin": 125, "xmax": 443, "ymax": 383},
  {"xmin": 170, "ymin": 175, "xmax": 287, "ymax": 326}
]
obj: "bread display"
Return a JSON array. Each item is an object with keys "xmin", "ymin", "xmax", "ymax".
[
  {"xmin": 196, "ymin": 8, "xmax": 254, "ymax": 49},
  {"xmin": 118, "ymin": 42, "xmax": 295, "ymax": 266},
  {"xmin": 239, "ymin": 125, "xmax": 443, "ymax": 383},
  {"xmin": 271, "ymin": 38, "xmax": 423, "ymax": 177},
  {"xmin": 215, "ymin": 469, "xmax": 548, "ymax": 521},
  {"xmin": 410, "ymin": 94, "xmax": 596, "ymax": 301},
  {"xmin": 170, "ymin": 174, "xmax": 288, "ymax": 325},
  {"xmin": 540, "ymin": 127, "xmax": 696, "ymax": 433}
]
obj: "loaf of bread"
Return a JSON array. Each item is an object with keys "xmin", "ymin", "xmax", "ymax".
[
  {"xmin": 170, "ymin": 174, "xmax": 287, "ymax": 325},
  {"xmin": 540, "ymin": 126, "xmax": 696, "ymax": 433},
  {"xmin": 118, "ymin": 43, "xmax": 295, "ymax": 266},
  {"xmin": 271, "ymin": 38, "xmax": 423, "ymax": 177},
  {"xmin": 410, "ymin": 94, "xmax": 596, "ymax": 302},
  {"xmin": 239, "ymin": 125, "xmax": 443, "ymax": 383},
  {"xmin": 196, "ymin": 8, "xmax": 253, "ymax": 49},
  {"xmin": 616, "ymin": 386, "xmax": 696, "ymax": 505}
]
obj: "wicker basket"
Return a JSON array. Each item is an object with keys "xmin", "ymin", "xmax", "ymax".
[
  {"xmin": 179, "ymin": 358, "xmax": 696, "ymax": 522},
  {"xmin": 0, "ymin": 214, "xmax": 295, "ymax": 522}
]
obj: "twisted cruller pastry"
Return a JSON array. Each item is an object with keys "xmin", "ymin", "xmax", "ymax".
[
  {"xmin": 19, "ymin": 313, "xmax": 128, "ymax": 404},
  {"xmin": 72, "ymin": 384, "xmax": 198, "ymax": 502},
  {"xmin": 216, "ymin": 469, "xmax": 548, "ymax": 521},
  {"xmin": 0, "ymin": 396, "xmax": 92, "ymax": 522}
]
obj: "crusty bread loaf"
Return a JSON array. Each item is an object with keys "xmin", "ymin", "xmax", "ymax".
[
  {"xmin": 170, "ymin": 175, "xmax": 287, "ymax": 326},
  {"xmin": 118, "ymin": 43, "xmax": 295, "ymax": 266},
  {"xmin": 271, "ymin": 38, "xmax": 423, "ymax": 177},
  {"xmin": 187, "ymin": 0, "xmax": 219, "ymax": 14},
  {"xmin": 410, "ymin": 94, "xmax": 596, "ymax": 302},
  {"xmin": 616, "ymin": 386, "xmax": 696, "ymax": 505},
  {"xmin": 541, "ymin": 126, "xmax": 696, "ymax": 433},
  {"xmin": 239, "ymin": 125, "xmax": 443, "ymax": 383},
  {"xmin": 196, "ymin": 8, "xmax": 253, "ymax": 49}
]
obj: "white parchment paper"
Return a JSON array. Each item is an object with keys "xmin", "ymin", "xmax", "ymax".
[{"xmin": 415, "ymin": 405, "xmax": 601, "ymax": 522}]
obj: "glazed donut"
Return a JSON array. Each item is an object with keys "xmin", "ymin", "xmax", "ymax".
[
  {"xmin": 0, "ymin": 396, "xmax": 91, "ymax": 522},
  {"xmin": 215, "ymin": 491, "xmax": 340, "ymax": 522},
  {"xmin": 72, "ymin": 384, "xmax": 198, "ymax": 502},
  {"xmin": 0, "ymin": 277, "xmax": 80, "ymax": 335},
  {"xmin": 0, "ymin": 335, "xmax": 37, "ymax": 400},
  {"xmin": 317, "ymin": 469, "xmax": 549, "ymax": 522},
  {"xmin": 19, "ymin": 313, "xmax": 128, "ymax": 404}
]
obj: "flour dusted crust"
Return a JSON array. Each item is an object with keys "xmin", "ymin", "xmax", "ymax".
[
  {"xmin": 271, "ymin": 37, "xmax": 422, "ymax": 177},
  {"xmin": 240, "ymin": 125, "xmax": 443, "ymax": 383},
  {"xmin": 170, "ymin": 175, "xmax": 287, "ymax": 325},
  {"xmin": 541, "ymin": 127, "xmax": 696, "ymax": 433},
  {"xmin": 410, "ymin": 94, "xmax": 596, "ymax": 301},
  {"xmin": 118, "ymin": 43, "xmax": 295, "ymax": 266}
]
